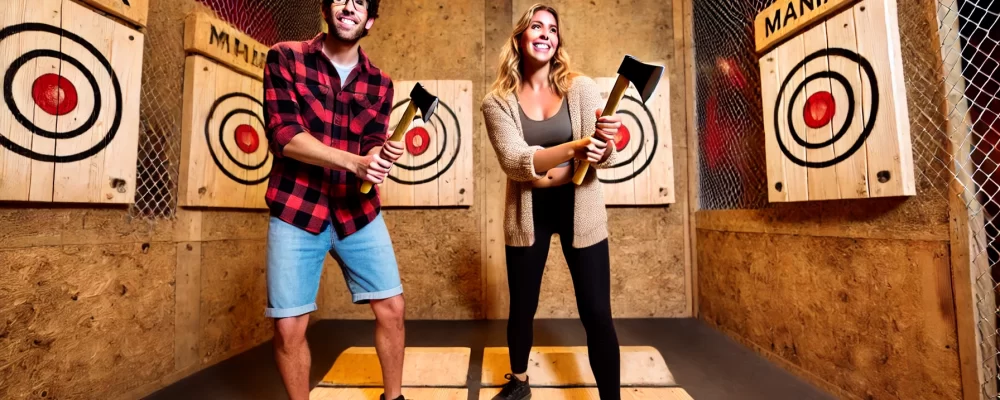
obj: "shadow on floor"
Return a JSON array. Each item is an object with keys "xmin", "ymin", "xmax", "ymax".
[{"xmin": 146, "ymin": 318, "xmax": 835, "ymax": 400}]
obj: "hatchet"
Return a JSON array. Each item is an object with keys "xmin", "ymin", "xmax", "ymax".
[
  {"xmin": 572, "ymin": 55, "xmax": 664, "ymax": 185},
  {"xmin": 360, "ymin": 83, "xmax": 439, "ymax": 194}
]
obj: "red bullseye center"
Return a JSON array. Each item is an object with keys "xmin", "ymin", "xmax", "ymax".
[
  {"xmin": 613, "ymin": 125, "xmax": 630, "ymax": 152},
  {"xmin": 234, "ymin": 124, "xmax": 260, "ymax": 154},
  {"xmin": 32, "ymin": 73, "xmax": 78, "ymax": 116},
  {"xmin": 406, "ymin": 127, "xmax": 430, "ymax": 156},
  {"xmin": 803, "ymin": 91, "xmax": 835, "ymax": 129}
]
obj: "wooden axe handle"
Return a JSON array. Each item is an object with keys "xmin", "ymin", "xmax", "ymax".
[
  {"xmin": 360, "ymin": 101, "xmax": 418, "ymax": 194},
  {"xmin": 572, "ymin": 74, "xmax": 629, "ymax": 185}
]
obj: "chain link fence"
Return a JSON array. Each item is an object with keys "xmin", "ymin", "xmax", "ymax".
[
  {"xmin": 128, "ymin": 0, "xmax": 320, "ymax": 222},
  {"xmin": 692, "ymin": 0, "xmax": 999, "ymax": 395}
]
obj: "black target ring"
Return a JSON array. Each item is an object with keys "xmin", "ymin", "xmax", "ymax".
[
  {"xmin": 205, "ymin": 92, "xmax": 270, "ymax": 185},
  {"xmin": 774, "ymin": 48, "xmax": 879, "ymax": 169},
  {"xmin": 599, "ymin": 95, "xmax": 658, "ymax": 184},
  {"xmin": 0, "ymin": 23, "xmax": 122, "ymax": 163},
  {"xmin": 219, "ymin": 109, "xmax": 269, "ymax": 170},
  {"xmin": 386, "ymin": 98, "xmax": 461, "ymax": 186},
  {"xmin": 6, "ymin": 50, "xmax": 101, "ymax": 139}
]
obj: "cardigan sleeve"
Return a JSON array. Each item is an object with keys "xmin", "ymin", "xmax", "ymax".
[
  {"xmin": 481, "ymin": 95, "xmax": 547, "ymax": 182},
  {"xmin": 575, "ymin": 76, "xmax": 620, "ymax": 169}
]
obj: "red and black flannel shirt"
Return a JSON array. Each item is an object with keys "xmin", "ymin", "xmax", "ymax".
[{"xmin": 263, "ymin": 33, "xmax": 394, "ymax": 238}]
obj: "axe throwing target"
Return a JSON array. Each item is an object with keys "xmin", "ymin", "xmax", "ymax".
[
  {"xmin": 593, "ymin": 76, "xmax": 674, "ymax": 205},
  {"xmin": 1, "ymin": 0, "xmax": 143, "ymax": 204},
  {"xmin": 757, "ymin": 0, "xmax": 914, "ymax": 202},
  {"xmin": 377, "ymin": 80, "xmax": 473, "ymax": 208}
]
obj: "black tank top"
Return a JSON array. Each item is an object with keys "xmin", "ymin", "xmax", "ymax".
[{"xmin": 518, "ymin": 97, "xmax": 572, "ymax": 168}]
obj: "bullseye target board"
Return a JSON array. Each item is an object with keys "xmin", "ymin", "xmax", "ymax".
[
  {"xmin": 179, "ymin": 54, "xmax": 268, "ymax": 209},
  {"xmin": 755, "ymin": 0, "xmax": 914, "ymax": 202},
  {"xmin": 179, "ymin": 13, "xmax": 270, "ymax": 209},
  {"xmin": 0, "ymin": 0, "xmax": 144, "ymax": 204},
  {"xmin": 593, "ymin": 76, "xmax": 674, "ymax": 205},
  {"xmin": 376, "ymin": 80, "xmax": 473, "ymax": 207}
]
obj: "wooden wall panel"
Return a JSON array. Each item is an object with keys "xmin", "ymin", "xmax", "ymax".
[{"xmin": 76, "ymin": 0, "xmax": 151, "ymax": 27}]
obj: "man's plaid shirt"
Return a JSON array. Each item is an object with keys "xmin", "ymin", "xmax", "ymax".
[{"xmin": 263, "ymin": 33, "xmax": 394, "ymax": 237}]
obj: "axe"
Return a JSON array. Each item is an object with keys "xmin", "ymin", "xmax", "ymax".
[
  {"xmin": 572, "ymin": 55, "xmax": 664, "ymax": 185},
  {"xmin": 360, "ymin": 83, "xmax": 439, "ymax": 194}
]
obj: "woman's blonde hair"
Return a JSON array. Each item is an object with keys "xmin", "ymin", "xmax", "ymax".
[{"xmin": 489, "ymin": 3, "xmax": 576, "ymax": 99}]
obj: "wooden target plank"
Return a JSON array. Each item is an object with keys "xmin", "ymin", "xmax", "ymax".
[
  {"xmin": 2, "ymin": 0, "xmax": 143, "ymax": 204},
  {"xmin": 479, "ymin": 388, "xmax": 694, "ymax": 400},
  {"xmin": 757, "ymin": 0, "xmax": 913, "ymax": 202},
  {"xmin": 801, "ymin": 22, "xmax": 841, "ymax": 200},
  {"xmin": 0, "ymin": 0, "xmax": 61, "ymax": 202},
  {"xmin": 481, "ymin": 346, "xmax": 677, "ymax": 387},
  {"xmin": 853, "ymin": 0, "xmax": 914, "ymax": 197},
  {"xmin": 311, "ymin": 388, "xmax": 468, "ymax": 400},
  {"xmin": 826, "ymin": 9, "xmax": 870, "ymax": 198},
  {"xmin": 320, "ymin": 347, "xmax": 470, "ymax": 387},
  {"xmin": 593, "ymin": 76, "xmax": 674, "ymax": 205},
  {"xmin": 179, "ymin": 54, "xmax": 270, "ymax": 209},
  {"xmin": 377, "ymin": 80, "xmax": 473, "ymax": 208},
  {"xmin": 76, "ymin": 0, "xmax": 150, "ymax": 28}
]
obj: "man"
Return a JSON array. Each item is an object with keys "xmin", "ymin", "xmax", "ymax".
[{"xmin": 261, "ymin": 0, "xmax": 406, "ymax": 399}]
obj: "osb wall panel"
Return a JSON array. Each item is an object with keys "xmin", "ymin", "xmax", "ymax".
[
  {"xmin": 698, "ymin": 231, "xmax": 960, "ymax": 399},
  {"xmin": 199, "ymin": 240, "xmax": 271, "ymax": 363},
  {"xmin": 497, "ymin": 0, "xmax": 688, "ymax": 318},
  {"xmin": 317, "ymin": 0, "xmax": 486, "ymax": 320},
  {"xmin": 0, "ymin": 207, "xmax": 175, "ymax": 249},
  {"xmin": 0, "ymin": 243, "xmax": 175, "ymax": 399}
]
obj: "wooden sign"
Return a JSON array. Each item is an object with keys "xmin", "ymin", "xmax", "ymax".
[
  {"xmin": 77, "ymin": 0, "xmax": 150, "ymax": 27},
  {"xmin": 758, "ymin": 0, "xmax": 914, "ymax": 202},
  {"xmin": 184, "ymin": 12, "xmax": 269, "ymax": 80},
  {"xmin": 376, "ymin": 80, "xmax": 473, "ymax": 207},
  {"xmin": 593, "ymin": 76, "xmax": 675, "ymax": 205},
  {"xmin": 1, "ymin": 0, "xmax": 144, "ymax": 204},
  {"xmin": 754, "ymin": 0, "xmax": 859, "ymax": 54},
  {"xmin": 178, "ymin": 54, "xmax": 269, "ymax": 209}
]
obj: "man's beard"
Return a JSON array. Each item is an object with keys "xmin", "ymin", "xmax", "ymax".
[{"xmin": 327, "ymin": 15, "xmax": 368, "ymax": 42}]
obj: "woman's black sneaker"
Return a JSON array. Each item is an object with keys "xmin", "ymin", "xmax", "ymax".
[{"xmin": 491, "ymin": 373, "xmax": 531, "ymax": 400}]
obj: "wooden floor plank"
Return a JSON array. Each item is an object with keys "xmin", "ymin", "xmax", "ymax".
[
  {"xmin": 479, "ymin": 387, "xmax": 694, "ymax": 400},
  {"xmin": 311, "ymin": 387, "xmax": 468, "ymax": 400},
  {"xmin": 320, "ymin": 347, "xmax": 470, "ymax": 387},
  {"xmin": 481, "ymin": 346, "xmax": 676, "ymax": 387}
]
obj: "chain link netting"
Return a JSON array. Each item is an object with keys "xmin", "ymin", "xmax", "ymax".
[
  {"xmin": 128, "ymin": 0, "xmax": 320, "ymax": 221},
  {"xmin": 692, "ymin": 0, "xmax": 999, "ymax": 394}
]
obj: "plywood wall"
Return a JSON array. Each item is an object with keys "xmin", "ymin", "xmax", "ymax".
[{"xmin": 695, "ymin": 0, "xmax": 966, "ymax": 396}]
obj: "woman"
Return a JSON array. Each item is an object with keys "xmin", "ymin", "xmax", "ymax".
[{"xmin": 481, "ymin": 4, "xmax": 622, "ymax": 400}]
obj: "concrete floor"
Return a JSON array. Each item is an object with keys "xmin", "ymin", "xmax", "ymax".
[{"xmin": 147, "ymin": 318, "xmax": 836, "ymax": 400}]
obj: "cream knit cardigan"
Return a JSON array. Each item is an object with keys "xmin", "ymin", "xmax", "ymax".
[{"xmin": 481, "ymin": 75, "xmax": 620, "ymax": 248}]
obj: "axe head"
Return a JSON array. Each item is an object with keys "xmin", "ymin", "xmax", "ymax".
[
  {"xmin": 616, "ymin": 55, "xmax": 664, "ymax": 104},
  {"xmin": 409, "ymin": 83, "xmax": 439, "ymax": 123}
]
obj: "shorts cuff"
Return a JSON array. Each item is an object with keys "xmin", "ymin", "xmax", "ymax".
[
  {"xmin": 352, "ymin": 285, "xmax": 403, "ymax": 304},
  {"xmin": 265, "ymin": 303, "xmax": 317, "ymax": 319}
]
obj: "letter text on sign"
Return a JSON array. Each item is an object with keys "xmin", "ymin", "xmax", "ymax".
[
  {"xmin": 754, "ymin": 0, "xmax": 859, "ymax": 54},
  {"xmin": 184, "ymin": 11, "xmax": 269, "ymax": 81}
]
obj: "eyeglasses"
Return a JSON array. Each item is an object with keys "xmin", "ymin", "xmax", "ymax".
[{"xmin": 332, "ymin": 0, "xmax": 369, "ymax": 11}]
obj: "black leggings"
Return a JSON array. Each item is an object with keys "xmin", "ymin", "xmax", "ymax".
[{"xmin": 504, "ymin": 184, "xmax": 620, "ymax": 399}]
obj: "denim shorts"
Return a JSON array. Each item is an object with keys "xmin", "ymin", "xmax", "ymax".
[{"xmin": 265, "ymin": 213, "xmax": 402, "ymax": 318}]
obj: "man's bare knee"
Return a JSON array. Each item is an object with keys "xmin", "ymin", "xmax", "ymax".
[
  {"xmin": 371, "ymin": 295, "xmax": 405, "ymax": 328},
  {"xmin": 274, "ymin": 315, "xmax": 309, "ymax": 349}
]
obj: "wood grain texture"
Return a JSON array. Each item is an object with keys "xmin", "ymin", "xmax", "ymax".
[
  {"xmin": 698, "ymin": 230, "xmax": 961, "ymax": 400},
  {"xmin": 753, "ymin": 0, "xmax": 860, "ymax": 54},
  {"xmin": 311, "ymin": 388, "xmax": 468, "ymax": 400},
  {"xmin": 481, "ymin": 346, "xmax": 676, "ymax": 387},
  {"xmin": 0, "ymin": 243, "xmax": 175, "ymax": 400},
  {"xmin": 76, "ymin": 0, "xmax": 150, "ymax": 27},
  {"xmin": 320, "ymin": 347, "xmax": 471, "ymax": 387},
  {"xmin": 198, "ymin": 239, "xmax": 271, "ymax": 364},
  {"xmin": 479, "ymin": 388, "xmax": 694, "ymax": 400}
]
